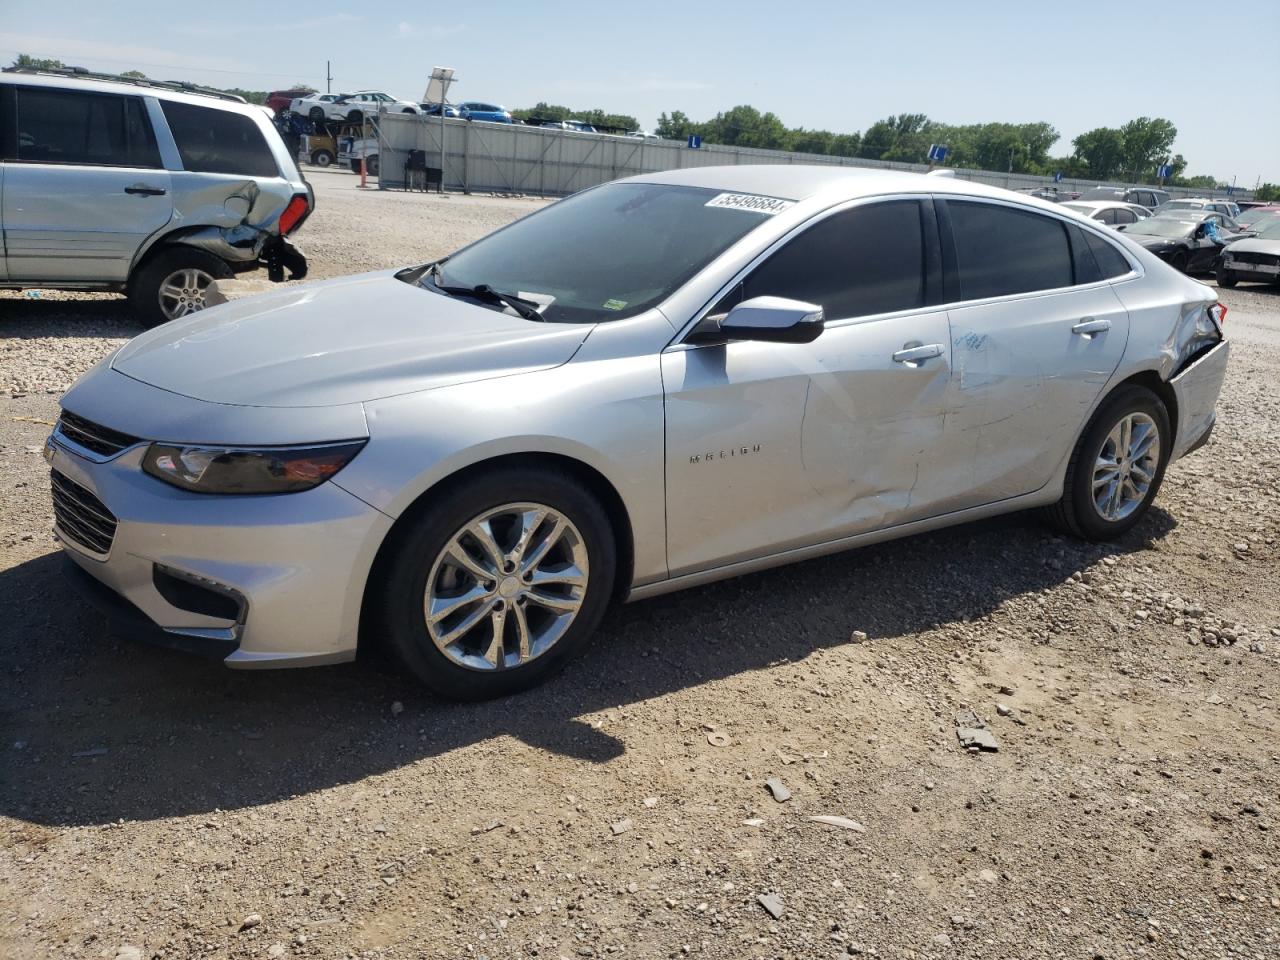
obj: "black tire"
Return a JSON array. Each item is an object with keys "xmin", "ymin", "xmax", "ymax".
[
  {"xmin": 373, "ymin": 467, "xmax": 617, "ymax": 700},
  {"xmin": 308, "ymin": 107, "xmax": 325, "ymax": 123},
  {"xmin": 1045, "ymin": 385, "xmax": 1171, "ymax": 541},
  {"xmin": 346, "ymin": 109, "xmax": 363, "ymax": 124},
  {"xmin": 1216, "ymin": 270, "xmax": 1239, "ymax": 288},
  {"xmin": 1169, "ymin": 250, "xmax": 1189, "ymax": 273},
  {"xmin": 128, "ymin": 248, "xmax": 233, "ymax": 329},
  {"xmin": 310, "ymin": 148, "xmax": 334, "ymax": 167},
  {"xmin": 366, "ymin": 154, "xmax": 379, "ymax": 177}
]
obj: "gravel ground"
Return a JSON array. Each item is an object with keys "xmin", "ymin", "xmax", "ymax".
[{"xmin": 2, "ymin": 169, "xmax": 1279, "ymax": 960}]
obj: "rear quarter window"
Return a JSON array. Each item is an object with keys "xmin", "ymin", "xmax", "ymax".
[{"xmin": 161, "ymin": 101, "xmax": 279, "ymax": 177}]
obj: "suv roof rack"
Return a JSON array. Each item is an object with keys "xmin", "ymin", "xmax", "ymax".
[{"xmin": 1, "ymin": 65, "xmax": 248, "ymax": 103}]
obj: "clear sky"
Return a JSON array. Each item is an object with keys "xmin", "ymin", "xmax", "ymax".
[{"xmin": 3, "ymin": 0, "xmax": 1277, "ymax": 184}]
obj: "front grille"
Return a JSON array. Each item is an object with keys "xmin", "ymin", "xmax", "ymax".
[
  {"xmin": 1231, "ymin": 252, "xmax": 1280, "ymax": 267},
  {"xmin": 57, "ymin": 410, "xmax": 141, "ymax": 458},
  {"xmin": 51, "ymin": 470, "xmax": 118, "ymax": 556}
]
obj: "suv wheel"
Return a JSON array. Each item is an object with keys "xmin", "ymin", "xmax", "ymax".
[
  {"xmin": 1045, "ymin": 385, "xmax": 1171, "ymax": 541},
  {"xmin": 129, "ymin": 249, "xmax": 233, "ymax": 328},
  {"xmin": 373, "ymin": 467, "xmax": 616, "ymax": 700}
]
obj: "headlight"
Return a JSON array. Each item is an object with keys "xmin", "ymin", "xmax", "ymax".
[
  {"xmin": 1221, "ymin": 251, "xmax": 1234, "ymax": 261},
  {"xmin": 142, "ymin": 440, "xmax": 366, "ymax": 494}
]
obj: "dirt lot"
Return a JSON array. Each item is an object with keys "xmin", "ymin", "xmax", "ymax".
[{"xmin": 2, "ymin": 169, "xmax": 1278, "ymax": 960}]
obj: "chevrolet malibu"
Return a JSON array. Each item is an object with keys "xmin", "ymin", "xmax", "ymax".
[{"xmin": 47, "ymin": 167, "xmax": 1230, "ymax": 699}]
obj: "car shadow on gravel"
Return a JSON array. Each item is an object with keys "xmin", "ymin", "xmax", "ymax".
[
  {"xmin": 0, "ymin": 507, "xmax": 1175, "ymax": 827},
  {"xmin": 0, "ymin": 295, "xmax": 141, "ymax": 337}
]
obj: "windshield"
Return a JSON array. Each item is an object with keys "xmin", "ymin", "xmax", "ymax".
[
  {"xmin": 1238, "ymin": 207, "xmax": 1280, "ymax": 226},
  {"xmin": 1126, "ymin": 218, "xmax": 1196, "ymax": 238},
  {"xmin": 430, "ymin": 183, "xmax": 779, "ymax": 323},
  {"xmin": 1254, "ymin": 218, "xmax": 1280, "ymax": 240}
]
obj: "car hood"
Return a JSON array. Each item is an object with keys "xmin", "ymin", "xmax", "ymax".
[
  {"xmin": 1225, "ymin": 237, "xmax": 1280, "ymax": 255},
  {"xmin": 111, "ymin": 271, "xmax": 592, "ymax": 408},
  {"xmin": 1130, "ymin": 234, "xmax": 1182, "ymax": 249}
]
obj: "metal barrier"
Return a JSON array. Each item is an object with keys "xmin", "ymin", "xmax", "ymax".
[{"xmin": 374, "ymin": 112, "xmax": 1252, "ymax": 202}]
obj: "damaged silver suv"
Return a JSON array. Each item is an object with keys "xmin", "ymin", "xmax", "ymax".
[{"xmin": 0, "ymin": 68, "xmax": 312, "ymax": 326}]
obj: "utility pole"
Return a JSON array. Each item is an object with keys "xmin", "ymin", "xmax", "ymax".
[{"xmin": 325, "ymin": 60, "xmax": 332, "ymax": 94}]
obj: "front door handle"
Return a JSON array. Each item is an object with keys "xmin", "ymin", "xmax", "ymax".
[
  {"xmin": 1072, "ymin": 318, "xmax": 1111, "ymax": 337},
  {"xmin": 892, "ymin": 343, "xmax": 944, "ymax": 365},
  {"xmin": 124, "ymin": 184, "xmax": 167, "ymax": 196}
]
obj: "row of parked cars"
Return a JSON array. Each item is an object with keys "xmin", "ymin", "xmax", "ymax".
[
  {"xmin": 277, "ymin": 89, "xmax": 655, "ymax": 137},
  {"xmin": 1027, "ymin": 184, "xmax": 1280, "ymax": 287}
]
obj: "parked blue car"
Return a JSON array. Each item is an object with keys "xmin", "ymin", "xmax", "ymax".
[
  {"xmin": 457, "ymin": 101, "xmax": 513, "ymax": 124},
  {"xmin": 420, "ymin": 103, "xmax": 460, "ymax": 118}
]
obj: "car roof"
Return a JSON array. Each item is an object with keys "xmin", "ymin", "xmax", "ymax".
[
  {"xmin": 628, "ymin": 164, "xmax": 1063, "ymax": 207},
  {"xmin": 1, "ymin": 70, "xmax": 264, "ymax": 119}
]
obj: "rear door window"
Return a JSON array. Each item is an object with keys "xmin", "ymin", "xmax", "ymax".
[
  {"xmin": 160, "ymin": 101, "xmax": 279, "ymax": 177},
  {"xmin": 947, "ymin": 201, "xmax": 1072, "ymax": 299},
  {"xmin": 14, "ymin": 86, "xmax": 160, "ymax": 168}
]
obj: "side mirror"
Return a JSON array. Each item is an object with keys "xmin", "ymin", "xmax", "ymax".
[{"xmin": 718, "ymin": 296, "xmax": 825, "ymax": 344}]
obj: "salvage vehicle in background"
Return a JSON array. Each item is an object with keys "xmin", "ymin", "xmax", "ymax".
[
  {"xmin": 1153, "ymin": 197, "xmax": 1240, "ymax": 218},
  {"xmin": 1080, "ymin": 185, "xmax": 1170, "ymax": 211},
  {"xmin": 46, "ymin": 166, "xmax": 1228, "ymax": 700},
  {"xmin": 457, "ymin": 101, "xmax": 514, "ymax": 123},
  {"xmin": 266, "ymin": 88, "xmax": 316, "ymax": 115},
  {"xmin": 1118, "ymin": 211, "xmax": 1243, "ymax": 273},
  {"xmin": 290, "ymin": 92, "xmax": 344, "ymax": 121},
  {"xmin": 294, "ymin": 91, "xmax": 418, "ymax": 123},
  {"xmin": 0, "ymin": 68, "xmax": 312, "ymax": 326},
  {"xmin": 1061, "ymin": 200, "xmax": 1150, "ymax": 228},
  {"xmin": 1216, "ymin": 216, "xmax": 1280, "ymax": 287},
  {"xmin": 338, "ymin": 133, "xmax": 379, "ymax": 176},
  {"xmin": 1234, "ymin": 204, "xmax": 1280, "ymax": 231}
]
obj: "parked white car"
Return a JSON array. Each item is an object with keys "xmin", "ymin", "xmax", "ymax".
[
  {"xmin": 294, "ymin": 91, "xmax": 420, "ymax": 123},
  {"xmin": 1061, "ymin": 200, "xmax": 1151, "ymax": 229}
]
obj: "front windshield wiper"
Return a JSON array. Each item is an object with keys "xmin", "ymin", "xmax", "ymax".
[{"xmin": 428, "ymin": 263, "xmax": 545, "ymax": 322}]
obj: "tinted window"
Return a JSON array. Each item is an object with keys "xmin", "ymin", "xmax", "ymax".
[
  {"xmin": 948, "ymin": 201, "xmax": 1071, "ymax": 299},
  {"xmin": 1115, "ymin": 209, "xmax": 1138, "ymax": 224},
  {"xmin": 14, "ymin": 87, "xmax": 160, "ymax": 167},
  {"xmin": 161, "ymin": 101, "xmax": 279, "ymax": 177},
  {"xmin": 1083, "ymin": 231, "xmax": 1130, "ymax": 279},
  {"xmin": 1098, "ymin": 209, "xmax": 1117, "ymax": 225},
  {"xmin": 726, "ymin": 201, "xmax": 926, "ymax": 320}
]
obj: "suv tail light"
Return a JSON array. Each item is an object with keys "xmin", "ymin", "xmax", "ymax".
[{"xmin": 278, "ymin": 194, "xmax": 310, "ymax": 236}]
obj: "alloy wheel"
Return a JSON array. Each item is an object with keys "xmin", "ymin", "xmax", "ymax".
[
  {"xmin": 158, "ymin": 267, "xmax": 216, "ymax": 320},
  {"xmin": 424, "ymin": 502, "xmax": 589, "ymax": 671},
  {"xmin": 1091, "ymin": 412, "xmax": 1160, "ymax": 522}
]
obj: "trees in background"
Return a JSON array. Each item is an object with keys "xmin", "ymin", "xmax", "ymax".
[{"xmin": 512, "ymin": 101, "xmax": 639, "ymax": 132}]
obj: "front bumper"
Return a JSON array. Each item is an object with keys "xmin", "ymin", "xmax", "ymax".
[{"xmin": 46, "ymin": 431, "xmax": 393, "ymax": 669}]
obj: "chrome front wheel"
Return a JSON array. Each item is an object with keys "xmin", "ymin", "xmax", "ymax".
[
  {"xmin": 1092, "ymin": 412, "xmax": 1160, "ymax": 522},
  {"xmin": 424, "ymin": 502, "xmax": 589, "ymax": 671},
  {"xmin": 158, "ymin": 267, "xmax": 216, "ymax": 320}
]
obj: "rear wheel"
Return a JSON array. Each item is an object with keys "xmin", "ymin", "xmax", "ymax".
[
  {"xmin": 365, "ymin": 154, "xmax": 379, "ymax": 177},
  {"xmin": 346, "ymin": 109, "xmax": 364, "ymax": 124},
  {"xmin": 308, "ymin": 107, "xmax": 325, "ymax": 123},
  {"xmin": 1169, "ymin": 250, "xmax": 1189, "ymax": 273},
  {"xmin": 128, "ymin": 248, "xmax": 233, "ymax": 328},
  {"xmin": 1045, "ymin": 385, "xmax": 1171, "ymax": 541},
  {"xmin": 373, "ymin": 467, "xmax": 616, "ymax": 700},
  {"xmin": 1215, "ymin": 269, "xmax": 1239, "ymax": 288}
]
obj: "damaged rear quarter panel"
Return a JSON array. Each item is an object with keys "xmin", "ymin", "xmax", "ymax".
[{"xmin": 133, "ymin": 175, "xmax": 294, "ymax": 268}]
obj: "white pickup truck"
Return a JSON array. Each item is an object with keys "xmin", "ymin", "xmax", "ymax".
[
  {"xmin": 291, "ymin": 91, "xmax": 420, "ymax": 124},
  {"xmin": 338, "ymin": 134, "xmax": 380, "ymax": 177}
]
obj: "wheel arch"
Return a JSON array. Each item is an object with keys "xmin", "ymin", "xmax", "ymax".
[
  {"xmin": 357, "ymin": 451, "xmax": 637, "ymax": 651},
  {"xmin": 1114, "ymin": 368, "xmax": 1179, "ymax": 440}
]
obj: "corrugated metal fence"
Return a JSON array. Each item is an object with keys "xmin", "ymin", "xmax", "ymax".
[{"xmin": 373, "ymin": 113, "xmax": 1250, "ymax": 202}]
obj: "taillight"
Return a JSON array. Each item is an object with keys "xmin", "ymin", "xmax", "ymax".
[
  {"xmin": 278, "ymin": 194, "xmax": 310, "ymax": 236},
  {"xmin": 1209, "ymin": 303, "xmax": 1228, "ymax": 328}
]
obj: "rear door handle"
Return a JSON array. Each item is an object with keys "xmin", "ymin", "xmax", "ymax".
[
  {"xmin": 1072, "ymin": 318, "xmax": 1111, "ymax": 337},
  {"xmin": 892, "ymin": 343, "xmax": 944, "ymax": 365},
  {"xmin": 124, "ymin": 185, "xmax": 167, "ymax": 196}
]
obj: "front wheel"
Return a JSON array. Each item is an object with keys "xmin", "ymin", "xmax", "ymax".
[
  {"xmin": 346, "ymin": 109, "xmax": 364, "ymax": 124},
  {"xmin": 1216, "ymin": 269, "xmax": 1239, "ymax": 288},
  {"xmin": 373, "ymin": 467, "xmax": 617, "ymax": 700},
  {"xmin": 1169, "ymin": 250, "xmax": 1189, "ymax": 273},
  {"xmin": 1045, "ymin": 385, "xmax": 1171, "ymax": 541},
  {"xmin": 310, "ymin": 148, "xmax": 334, "ymax": 167},
  {"xmin": 128, "ymin": 248, "xmax": 233, "ymax": 328},
  {"xmin": 308, "ymin": 107, "xmax": 325, "ymax": 123}
]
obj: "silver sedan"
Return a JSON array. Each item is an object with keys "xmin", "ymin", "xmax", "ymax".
[{"xmin": 47, "ymin": 167, "xmax": 1230, "ymax": 699}]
